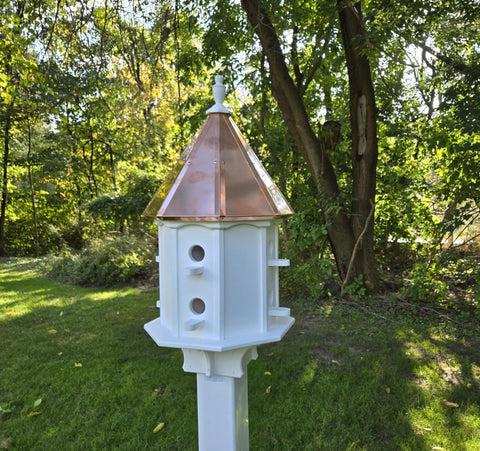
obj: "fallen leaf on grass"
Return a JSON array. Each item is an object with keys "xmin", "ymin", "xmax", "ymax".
[
  {"xmin": 58, "ymin": 352, "xmax": 63, "ymax": 356},
  {"xmin": 0, "ymin": 437, "xmax": 14, "ymax": 449},
  {"xmin": 432, "ymin": 447, "xmax": 444, "ymax": 450},
  {"xmin": 442, "ymin": 399, "xmax": 459, "ymax": 408},
  {"xmin": 264, "ymin": 371, "xmax": 271, "ymax": 376},
  {"xmin": 153, "ymin": 422, "xmax": 165, "ymax": 433},
  {"xmin": 33, "ymin": 399, "xmax": 42, "ymax": 408},
  {"xmin": 5, "ymin": 312, "xmax": 15, "ymax": 317},
  {"xmin": 265, "ymin": 385, "xmax": 271, "ymax": 394},
  {"xmin": 48, "ymin": 329, "xmax": 57, "ymax": 334},
  {"xmin": 27, "ymin": 411, "xmax": 41, "ymax": 417},
  {"xmin": 385, "ymin": 387, "xmax": 391, "ymax": 394},
  {"xmin": 74, "ymin": 363, "xmax": 83, "ymax": 368}
]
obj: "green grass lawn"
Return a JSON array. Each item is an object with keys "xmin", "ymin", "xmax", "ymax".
[{"xmin": 1, "ymin": 259, "xmax": 479, "ymax": 450}]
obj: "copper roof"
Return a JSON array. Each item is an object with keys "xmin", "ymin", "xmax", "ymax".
[{"xmin": 144, "ymin": 84, "xmax": 293, "ymax": 221}]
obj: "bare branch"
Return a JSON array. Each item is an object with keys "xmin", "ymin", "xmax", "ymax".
[
  {"xmin": 301, "ymin": 19, "xmax": 335, "ymax": 95},
  {"xmin": 418, "ymin": 42, "xmax": 469, "ymax": 72},
  {"xmin": 341, "ymin": 199, "xmax": 375, "ymax": 295}
]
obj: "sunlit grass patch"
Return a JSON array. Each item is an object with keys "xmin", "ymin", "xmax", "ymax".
[
  {"xmin": 396, "ymin": 329, "xmax": 480, "ymax": 449},
  {"xmin": 408, "ymin": 397, "xmax": 480, "ymax": 449}
]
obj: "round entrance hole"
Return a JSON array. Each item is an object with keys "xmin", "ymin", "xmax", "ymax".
[
  {"xmin": 190, "ymin": 298, "xmax": 206, "ymax": 315},
  {"xmin": 189, "ymin": 245, "xmax": 205, "ymax": 262}
]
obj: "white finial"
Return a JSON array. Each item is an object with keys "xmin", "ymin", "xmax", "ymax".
[{"xmin": 206, "ymin": 75, "xmax": 232, "ymax": 115}]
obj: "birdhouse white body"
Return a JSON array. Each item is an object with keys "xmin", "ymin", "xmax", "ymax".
[
  {"xmin": 144, "ymin": 219, "xmax": 293, "ymax": 351},
  {"xmin": 144, "ymin": 75, "xmax": 294, "ymax": 353}
]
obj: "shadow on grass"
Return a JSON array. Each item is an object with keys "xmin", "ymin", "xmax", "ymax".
[
  {"xmin": 247, "ymin": 312, "xmax": 426, "ymax": 449},
  {"xmin": 247, "ymin": 303, "xmax": 480, "ymax": 450}
]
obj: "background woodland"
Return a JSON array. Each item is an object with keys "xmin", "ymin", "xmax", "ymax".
[{"xmin": 1, "ymin": 0, "xmax": 480, "ymax": 309}]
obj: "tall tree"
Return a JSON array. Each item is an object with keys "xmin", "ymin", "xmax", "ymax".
[
  {"xmin": 240, "ymin": 0, "xmax": 379, "ymax": 289},
  {"xmin": 0, "ymin": 1, "xmax": 46, "ymax": 256}
]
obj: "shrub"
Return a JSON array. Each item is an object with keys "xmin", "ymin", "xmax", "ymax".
[
  {"xmin": 47, "ymin": 233, "xmax": 157, "ymax": 287},
  {"xmin": 280, "ymin": 206, "xmax": 335, "ymax": 300}
]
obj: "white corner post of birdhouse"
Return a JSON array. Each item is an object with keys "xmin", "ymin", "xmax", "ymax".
[{"xmin": 182, "ymin": 346, "xmax": 258, "ymax": 451}]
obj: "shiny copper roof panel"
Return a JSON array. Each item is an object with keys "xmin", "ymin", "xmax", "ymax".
[{"xmin": 144, "ymin": 113, "xmax": 294, "ymax": 221}]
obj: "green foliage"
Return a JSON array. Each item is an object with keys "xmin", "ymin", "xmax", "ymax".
[
  {"xmin": 281, "ymin": 194, "xmax": 334, "ymax": 300},
  {"xmin": 375, "ymin": 128, "xmax": 438, "ymax": 244},
  {"xmin": 0, "ymin": 0, "xmax": 208, "ymax": 257},
  {"xmin": 342, "ymin": 274, "xmax": 372, "ymax": 302},
  {"xmin": 397, "ymin": 246, "xmax": 480, "ymax": 320},
  {"xmin": 85, "ymin": 168, "xmax": 161, "ymax": 234},
  {"xmin": 401, "ymin": 260, "xmax": 449, "ymax": 304},
  {"xmin": 5, "ymin": 221, "xmax": 83, "ymax": 257},
  {"xmin": 47, "ymin": 234, "xmax": 156, "ymax": 287}
]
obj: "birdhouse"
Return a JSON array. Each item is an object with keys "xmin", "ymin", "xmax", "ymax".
[{"xmin": 144, "ymin": 76, "xmax": 294, "ymax": 352}]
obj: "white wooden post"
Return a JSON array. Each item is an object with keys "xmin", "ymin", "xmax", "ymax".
[
  {"xmin": 197, "ymin": 373, "xmax": 249, "ymax": 450},
  {"xmin": 182, "ymin": 346, "xmax": 257, "ymax": 450}
]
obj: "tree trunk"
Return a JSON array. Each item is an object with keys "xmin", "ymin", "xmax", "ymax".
[
  {"xmin": 27, "ymin": 121, "xmax": 40, "ymax": 257},
  {"xmin": 241, "ymin": 0, "xmax": 379, "ymax": 289},
  {"xmin": 89, "ymin": 128, "xmax": 98, "ymax": 198},
  {"xmin": 108, "ymin": 144, "xmax": 117, "ymax": 191},
  {"xmin": 338, "ymin": 0, "xmax": 379, "ymax": 289},
  {"xmin": 242, "ymin": 0, "xmax": 358, "ymax": 282},
  {"xmin": 0, "ymin": 106, "xmax": 12, "ymax": 257}
]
